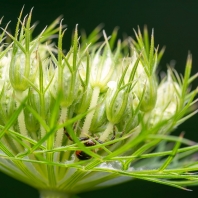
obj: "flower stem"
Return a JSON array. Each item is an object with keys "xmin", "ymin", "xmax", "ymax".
[
  {"xmin": 54, "ymin": 107, "xmax": 68, "ymax": 147},
  {"xmin": 54, "ymin": 107, "xmax": 68, "ymax": 180},
  {"xmin": 81, "ymin": 86, "xmax": 100, "ymax": 136},
  {"xmin": 39, "ymin": 190, "xmax": 73, "ymax": 198},
  {"xmin": 15, "ymin": 90, "xmax": 30, "ymax": 146},
  {"xmin": 9, "ymin": 126, "xmax": 23, "ymax": 152},
  {"xmin": 100, "ymin": 122, "xmax": 114, "ymax": 142}
]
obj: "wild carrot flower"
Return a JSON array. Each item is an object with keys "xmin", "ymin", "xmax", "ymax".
[{"xmin": 0, "ymin": 9, "xmax": 198, "ymax": 198}]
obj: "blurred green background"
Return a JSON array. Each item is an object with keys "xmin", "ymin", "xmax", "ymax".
[{"xmin": 0, "ymin": 0, "xmax": 198, "ymax": 197}]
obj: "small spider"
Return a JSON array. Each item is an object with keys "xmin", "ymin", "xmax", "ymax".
[{"xmin": 64, "ymin": 127, "xmax": 115, "ymax": 160}]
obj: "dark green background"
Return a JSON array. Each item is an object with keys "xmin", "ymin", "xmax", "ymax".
[{"xmin": 0, "ymin": 0, "xmax": 198, "ymax": 197}]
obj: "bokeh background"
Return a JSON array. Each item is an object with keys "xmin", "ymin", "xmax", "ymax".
[{"xmin": 0, "ymin": 0, "xmax": 198, "ymax": 197}]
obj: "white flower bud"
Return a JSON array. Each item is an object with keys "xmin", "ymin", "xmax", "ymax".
[
  {"xmin": 90, "ymin": 47, "xmax": 116, "ymax": 92},
  {"xmin": 147, "ymin": 70, "xmax": 181, "ymax": 126},
  {"xmin": 0, "ymin": 54, "xmax": 11, "ymax": 88},
  {"xmin": 133, "ymin": 62, "xmax": 157, "ymax": 112}
]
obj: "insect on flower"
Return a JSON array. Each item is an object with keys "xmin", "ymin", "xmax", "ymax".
[{"xmin": 64, "ymin": 127, "xmax": 115, "ymax": 160}]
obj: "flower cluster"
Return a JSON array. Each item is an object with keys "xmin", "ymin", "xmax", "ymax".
[{"xmin": 0, "ymin": 10, "xmax": 198, "ymax": 198}]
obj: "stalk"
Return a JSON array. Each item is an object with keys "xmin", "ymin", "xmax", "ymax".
[
  {"xmin": 54, "ymin": 107, "xmax": 68, "ymax": 147},
  {"xmin": 15, "ymin": 90, "xmax": 30, "ymax": 146},
  {"xmin": 8, "ymin": 126, "xmax": 23, "ymax": 152},
  {"xmin": 54, "ymin": 107, "xmax": 68, "ymax": 180},
  {"xmin": 81, "ymin": 86, "xmax": 100, "ymax": 136},
  {"xmin": 99, "ymin": 122, "xmax": 114, "ymax": 142}
]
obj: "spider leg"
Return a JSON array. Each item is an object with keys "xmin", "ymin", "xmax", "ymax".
[
  {"xmin": 111, "ymin": 125, "xmax": 116, "ymax": 140},
  {"xmin": 96, "ymin": 139, "xmax": 104, "ymax": 144},
  {"xmin": 97, "ymin": 126, "xmax": 116, "ymax": 145},
  {"xmin": 64, "ymin": 127, "xmax": 73, "ymax": 141},
  {"xmin": 79, "ymin": 137, "xmax": 90, "ymax": 141},
  {"xmin": 120, "ymin": 131, "xmax": 124, "ymax": 138}
]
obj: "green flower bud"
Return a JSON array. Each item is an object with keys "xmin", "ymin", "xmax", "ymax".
[
  {"xmin": 0, "ymin": 82, "xmax": 15, "ymax": 124},
  {"xmin": 24, "ymin": 107, "xmax": 40, "ymax": 133},
  {"xmin": 9, "ymin": 49, "xmax": 38, "ymax": 91},
  {"xmin": 74, "ymin": 85, "xmax": 92, "ymax": 114},
  {"xmin": 105, "ymin": 81, "xmax": 128, "ymax": 124},
  {"xmin": 51, "ymin": 54, "xmax": 82, "ymax": 107},
  {"xmin": 28, "ymin": 88, "xmax": 52, "ymax": 118},
  {"xmin": 116, "ymin": 93, "xmax": 139, "ymax": 134},
  {"xmin": 90, "ymin": 95, "xmax": 108, "ymax": 133}
]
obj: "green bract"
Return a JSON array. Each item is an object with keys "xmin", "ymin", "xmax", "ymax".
[{"xmin": 0, "ymin": 9, "xmax": 198, "ymax": 198}]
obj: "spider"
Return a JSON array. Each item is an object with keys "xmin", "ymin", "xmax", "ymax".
[{"xmin": 64, "ymin": 127, "xmax": 115, "ymax": 160}]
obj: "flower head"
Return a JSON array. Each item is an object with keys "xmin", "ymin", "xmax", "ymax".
[{"xmin": 0, "ymin": 10, "xmax": 198, "ymax": 198}]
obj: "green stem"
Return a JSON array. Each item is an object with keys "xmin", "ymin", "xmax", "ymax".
[
  {"xmin": 54, "ymin": 107, "xmax": 68, "ymax": 181},
  {"xmin": 9, "ymin": 126, "xmax": 23, "ymax": 152},
  {"xmin": 41, "ymin": 125, "xmax": 46, "ymax": 141},
  {"xmin": 39, "ymin": 190, "xmax": 73, "ymax": 198},
  {"xmin": 54, "ymin": 107, "xmax": 68, "ymax": 147},
  {"xmin": 1, "ymin": 136, "xmax": 16, "ymax": 154},
  {"xmin": 100, "ymin": 122, "xmax": 114, "ymax": 142},
  {"xmin": 15, "ymin": 90, "xmax": 30, "ymax": 146},
  {"xmin": 81, "ymin": 86, "xmax": 100, "ymax": 136}
]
